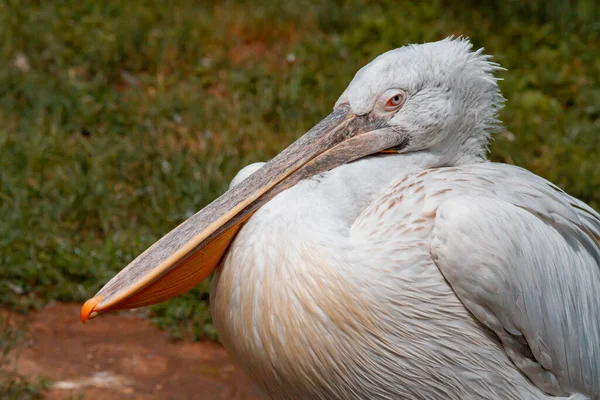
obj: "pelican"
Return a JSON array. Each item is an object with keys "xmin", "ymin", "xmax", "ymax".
[{"xmin": 81, "ymin": 37, "xmax": 600, "ymax": 399}]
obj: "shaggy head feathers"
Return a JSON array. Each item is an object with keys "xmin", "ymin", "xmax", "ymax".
[{"xmin": 336, "ymin": 37, "xmax": 505, "ymax": 161}]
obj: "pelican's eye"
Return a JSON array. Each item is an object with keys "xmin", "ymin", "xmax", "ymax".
[{"xmin": 381, "ymin": 89, "xmax": 406, "ymax": 112}]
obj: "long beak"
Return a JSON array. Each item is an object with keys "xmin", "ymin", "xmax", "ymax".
[{"xmin": 81, "ymin": 104, "xmax": 400, "ymax": 322}]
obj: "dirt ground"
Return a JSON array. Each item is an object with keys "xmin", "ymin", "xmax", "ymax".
[{"xmin": 5, "ymin": 303, "xmax": 260, "ymax": 400}]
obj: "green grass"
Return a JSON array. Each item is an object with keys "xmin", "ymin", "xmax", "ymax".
[{"xmin": 0, "ymin": 0, "xmax": 599, "ymax": 341}]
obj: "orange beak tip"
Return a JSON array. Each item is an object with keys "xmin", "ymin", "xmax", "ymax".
[{"xmin": 81, "ymin": 296, "xmax": 103, "ymax": 324}]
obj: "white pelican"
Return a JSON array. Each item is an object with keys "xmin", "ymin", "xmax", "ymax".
[{"xmin": 81, "ymin": 38, "xmax": 600, "ymax": 399}]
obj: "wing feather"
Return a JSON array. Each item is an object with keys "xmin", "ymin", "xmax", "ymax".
[{"xmin": 431, "ymin": 190, "xmax": 600, "ymax": 398}]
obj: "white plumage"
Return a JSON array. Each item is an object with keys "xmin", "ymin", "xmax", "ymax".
[{"xmin": 210, "ymin": 38, "xmax": 600, "ymax": 399}]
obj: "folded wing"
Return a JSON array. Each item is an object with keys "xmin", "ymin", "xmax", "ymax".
[{"xmin": 431, "ymin": 187, "xmax": 600, "ymax": 397}]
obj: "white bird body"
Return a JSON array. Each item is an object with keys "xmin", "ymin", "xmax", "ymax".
[
  {"xmin": 212, "ymin": 156, "xmax": 599, "ymax": 400},
  {"xmin": 84, "ymin": 38, "xmax": 600, "ymax": 400}
]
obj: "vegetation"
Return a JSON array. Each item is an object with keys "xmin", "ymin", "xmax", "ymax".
[
  {"xmin": 0, "ymin": 315, "xmax": 50, "ymax": 399},
  {"xmin": 0, "ymin": 0, "xmax": 598, "ymax": 346}
]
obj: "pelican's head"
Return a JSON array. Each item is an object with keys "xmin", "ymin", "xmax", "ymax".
[
  {"xmin": 81, "ymin": 37, "xmax": 504, "ymax": 321},
  {"xmin": 336, "ymin": 37, "xmax": 504, "ymax": 162}
]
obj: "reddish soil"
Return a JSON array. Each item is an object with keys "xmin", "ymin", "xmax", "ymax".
[{"xmin": 5, "ymin": 303, "xmax": 259, "ymax": 400}]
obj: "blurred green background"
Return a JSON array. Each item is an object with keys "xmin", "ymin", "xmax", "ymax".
[{"xmin": 0, "ymin": 0, "xmax": 598, "ymax": 368}]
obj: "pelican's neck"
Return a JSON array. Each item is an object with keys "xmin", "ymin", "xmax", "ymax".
[
  {"xmin": 302, "ymin": 148, "xmax": 484, "ymax": 225},
  {"xmin": 299, "ymin": 155, "xmax": 424, "ymax": 228}
]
